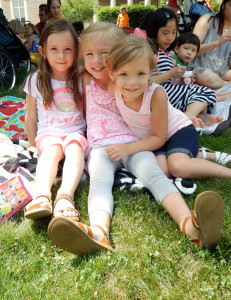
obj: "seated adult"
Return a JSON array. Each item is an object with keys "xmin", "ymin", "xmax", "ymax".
[
  {"xmin": 36, "ymin": 4, "xmax": 49, "ymax": 35},
  {"xmin": 190, "ymin": 0, "xmax": 231, "ymax": 89}
]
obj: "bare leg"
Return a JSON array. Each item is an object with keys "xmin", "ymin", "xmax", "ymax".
[
  {"xmin": 185, "ymin": 102, "xmax": 208, "ymax": 119},
  {"xmin": 185, "ymin": 102, "xmax": 207, "ymax": 128},
  {"xmin": 35, "ymin": 144, "xmax": 63, "ymax": 200},
  {"xmin": 161, "ymin": 192, "xmax": 198, "ymax": 239},
  {"xmin": 156, "ymin": 154, "xmax": 171, "ymax": 178},
  {"xmin": 215, "ymin": 91, "xmax": 231, "ymax": 102},
  {"xmin": 167, "ymin": 153, "xmax": 231, "ymax": 179},
  {"xmin": 54, "ymin": 142, "xmax": 84, "ymax": 219},
  {"xmin": 196, "ymin": 69, "xmax": 225, "ymax": 89}
]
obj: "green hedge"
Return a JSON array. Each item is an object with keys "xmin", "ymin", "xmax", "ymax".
[{"xmin": 97, "ymin": 4, "xmax": 156, "ymax": 28}]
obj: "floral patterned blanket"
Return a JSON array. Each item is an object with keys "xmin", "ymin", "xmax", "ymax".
[{"xmin": 0, "ymin": 96, "xmax": 27, "ymax": 139}]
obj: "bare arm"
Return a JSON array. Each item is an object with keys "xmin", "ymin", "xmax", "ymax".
[
  {"xmin": 106, "ymin": 87, "xmax": 168, "ymax": 161},
  {"xmin": 193, "ymin": 14, "xmax": 231, "ymax": 56},
  {"xmin": 26, "ymin": 36, "xmax": 36, "ymax": 51},
  {"xmin": 25, "ymin": 94, "xmax": 37, "ymax": 147},
  {"xmin": 150, "ymin": 65, "xmax": 186, "ymax": 85}
]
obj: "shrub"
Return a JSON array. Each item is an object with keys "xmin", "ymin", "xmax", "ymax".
[
  {"xmin": 211, "ymin": 0, "xmax": 221, "ymax": 12},
  {"xmin": 62, "ymin": 0, "xmax": 99, "ymax": 22},
  {"xmin": 97, "ymin": 4, "xmax": 156, "ymax": 28}
]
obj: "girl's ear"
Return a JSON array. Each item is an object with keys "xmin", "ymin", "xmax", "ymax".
[
  {"xmin": 38, "ymin": 46, "xmax": 45, "ymax": 58},
  {"xmin": 174, "ymin": 46, "xmax": 179, "ymax": 54},
  {"xmin": 109, "ymin": 70, "xmax": 115, "ymax": 82}
]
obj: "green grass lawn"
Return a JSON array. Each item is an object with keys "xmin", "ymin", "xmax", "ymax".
[{"xmin": 0, "ymin": 68, "xmax": 230, "ymax": 299}]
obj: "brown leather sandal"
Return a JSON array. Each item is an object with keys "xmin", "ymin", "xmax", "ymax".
[
  {"xmin": 53, "ymin": 193, "xmax": 79, "ymax": 221},
  {"xmin": 48, "ymin": 217, "xmax": 114, "ymax": 256},
  {"xmin": 182, "ymin": 191, "xmax": 224, "ymax": 250},
  {"xmin": 24, "ymin": 194, "xmax": 52, "ymax": 220}
]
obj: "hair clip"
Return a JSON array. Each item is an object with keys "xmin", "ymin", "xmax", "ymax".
[{"xmin": 165, "ymin": 12, "xmax": 170, "ymax": 18}]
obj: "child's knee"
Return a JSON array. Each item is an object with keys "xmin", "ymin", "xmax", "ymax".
[{"xmin": 168, "ymin": 159, "xmax": 188, "ymax": 178}]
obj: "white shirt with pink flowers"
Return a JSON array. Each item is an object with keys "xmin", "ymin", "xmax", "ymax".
[{"xmin": 86, "ymin": 79, "xmax": 138, "ymax": 152}]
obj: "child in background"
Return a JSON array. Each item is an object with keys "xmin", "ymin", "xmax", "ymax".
[
  {"xmin": 172, "ymin": 32, "xmax": 225, "ymax": 89},
  {"xmin": 134, "ymin": 8, "xmax": 222, "ymax": 127},
  {"xmin": 23, "ymin": 20, "xmax": 87, "ymax": 222},
  {"xmin": 117, "ymin": 6, "xmax": 129, "ymax": 28},
  {"xmin": 48, "ymin": 22, "xmax": 224, "ymax": 256},
  {"xmin": 172, "ymin": 32, "xmax": 200, "ymax": 70},
  {"xmin": 24, "ymin": 23, "xmax": 40, "ymax": 53},
  {"xmin": 8, "ymin": 19, "xmax": 26, "ymax": 44}
]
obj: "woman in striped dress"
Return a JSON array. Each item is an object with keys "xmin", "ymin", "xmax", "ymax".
[{"xmin": 134, "ymin": 8, "xmax": 222, "ymax": 127}]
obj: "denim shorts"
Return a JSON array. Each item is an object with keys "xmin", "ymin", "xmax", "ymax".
[{"xmin": 154, "ymin": 125, "xmax": 199, "ymax": 158}]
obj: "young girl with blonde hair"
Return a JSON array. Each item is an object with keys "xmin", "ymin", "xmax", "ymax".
[
  {"xmin": 48, "ymin": 22, "xmax": 224, "ymax": 256},
  {"xmin": 24, "ymin": 19, "xmax": 87, "ymax": 222}
]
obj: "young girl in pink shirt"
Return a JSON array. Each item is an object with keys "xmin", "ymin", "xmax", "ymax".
[{"xmin": 48, "ymin": 22, "xmax": 225, "ymax": 256}]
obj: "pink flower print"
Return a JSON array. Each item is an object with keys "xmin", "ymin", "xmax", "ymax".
[{"xmin": 100, "ymin": 120, "xmax": 107, "ymax": 137}]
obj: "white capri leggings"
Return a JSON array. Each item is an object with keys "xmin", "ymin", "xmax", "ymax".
[{"xmin": 87, "ymin": 146, "xmax": 178, "ymax": 217}]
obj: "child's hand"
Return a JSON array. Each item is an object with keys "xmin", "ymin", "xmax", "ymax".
[
  {"xmin": 105, "ymin": 144, "xmax": 130, "ymax": 161},
  {"xmin": 172, "ymin": 66, "xmax": 186, "ymax": 79}
]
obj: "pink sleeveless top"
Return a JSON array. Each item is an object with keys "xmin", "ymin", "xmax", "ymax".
[
  {"xmin": 86, "ymin": 79, "xmax": 138, "ymax": 152},
  {"xmin": 115, "ymin": 83, "xmax": 192, "ymax": 141}
]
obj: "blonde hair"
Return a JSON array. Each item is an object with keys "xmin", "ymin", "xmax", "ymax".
[
  {"xmin": 120, "ymin": 6, "xmax": 126, "ymax": 11},
  {"xmin": 79, "ymin": 22, "xmax": 125, "ymax": 59},
  {"xmin": 107, "ymin": 35, "xmax": 156, "ymax": 72},
  {"xmin": 9, "ymin": 19, "xmax": 25, "ymax": 35}
]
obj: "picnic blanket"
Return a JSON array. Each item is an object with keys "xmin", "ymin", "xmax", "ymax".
[
  {"xmin": 197, "ymin": 85, "xmax": 231, "ymax": 135},
  {"xmin": 0, "ymin": 96, "xmax": 27, "ymax": 139}
]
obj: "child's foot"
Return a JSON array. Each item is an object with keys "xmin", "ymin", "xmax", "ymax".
[
  {"xmin": 25, "ymin": 194, "xmax": 52, "ymax": 220},
  {"xmin": 48, "ymin": 217, "xmax": 113, "ymax": 255},
  {"xmin": 181, "ymin": 191, "xmax": 224, "ymax": 250},
  {"xmin": 199, "ymin": 114, "xmax": 223, "ymax": 127},
  {"xmin": 190, "ymin": 117, "xmax": 205, "ymax": 128},
  {"xmin": 53, "ymin": 193, "xmax": 79, "ymax": 221},
  {"xmin": 215, "ymin": 91, "xmax": 231, "ymax": 102}
]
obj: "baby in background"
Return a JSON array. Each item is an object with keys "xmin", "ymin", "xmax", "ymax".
[{"xmin": 172, "ymin": 32, "xmax": 226, "ymax": 90}]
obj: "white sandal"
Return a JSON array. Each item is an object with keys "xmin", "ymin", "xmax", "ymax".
[{"xmin": 199, "ymin": 147, "xmax": 231, "ymax": 166}]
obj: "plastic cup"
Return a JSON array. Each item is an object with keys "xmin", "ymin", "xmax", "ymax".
[{"xmin": 181, "ymin": 71, "xmax": 193, "ymax": 85}]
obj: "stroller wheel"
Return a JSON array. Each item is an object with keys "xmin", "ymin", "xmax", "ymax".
[{"xmin": 0, "ymin": 50, "xmax": 16, "ymax": 91}]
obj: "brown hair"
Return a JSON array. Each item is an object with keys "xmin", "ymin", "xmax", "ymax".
[
  {"xmin": 107, "ymin": 35, "xmax": 156, "ymax": 72},
  {"xmin": 25, "ymin": 22, "xmax": 40, "ymax": 36},
  {"xmin": 24, "ymin": 19, "xmax": 81, "ymax": 109}
]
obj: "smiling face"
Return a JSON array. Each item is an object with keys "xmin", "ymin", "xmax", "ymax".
[
  {"xmin": 39, "ymin": 30, "xmax": 75, "ymax": 81},
  {"xmin": 157, "ymin": 19, "xmax": 177, "ymax": 51},
  {"xmin": 111, "ymin": 56, "xmax": 151, "ymax": 104},
  {"xmin": 50, "ymin": 0, "xmax": 61, "ymax": 19},
  {"xmin": 175, "ymin": 43, "xmax": 198, "ymax": 63},
  {"xmin": 82, "ymin": 36, "xmax": 115, "ymax": 85}
]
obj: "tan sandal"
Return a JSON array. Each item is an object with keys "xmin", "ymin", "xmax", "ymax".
[
  {"xmin": 182, "ymin": 191, "xmax": 224, "ymax": 250},
  {"xmin": 48, "ymin": 217, "xmax": 114, "ymax": 256},
  {"xmin": 24, "ymin": 194, "xmax": 52, "ymax": 220},
  {"xmin": 53, "ymin": 193, "xmax": 79, "ymax": 221}
]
